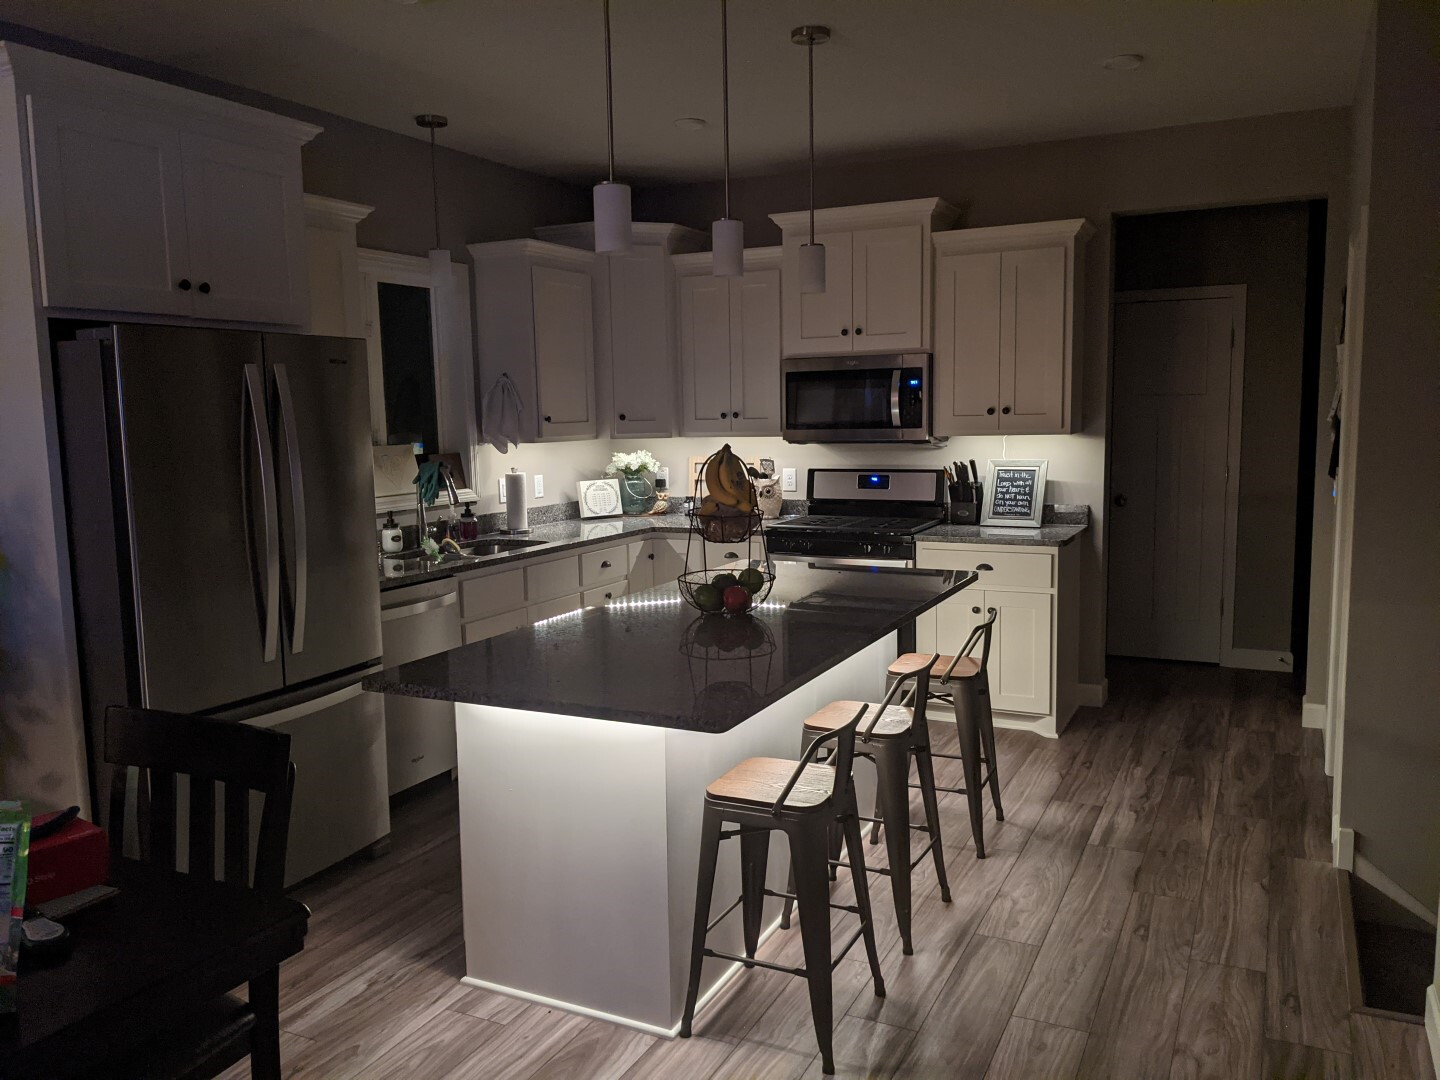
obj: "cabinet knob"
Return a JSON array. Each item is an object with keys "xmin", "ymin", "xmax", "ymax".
[
  {"xmin": 647, "ymin": 552, "xmax": 655, "ymax": 560},
  {"xmin": 600, "ymin": 560, "xmax": 612, "ymax": 568},
  {"xmin": 855, "ymin": 326, "xmax": 864, "ymax": 335},
  {"xmin": 198, "ymin": 281, "xmax": 211, "ymax": 295},
  {"xmin": 732, "ymin": 410, "xmax": 740, "ymax": 418},
  {"xmin": 720, "ymin": 412, "xmax": 728, "ymax": 419},
  {"xmin": 618, "ymin": 414, "xmax": 626, "ymax": 421},
  {"xmin": 543, "ymin": 415, "xmax": 552, "ymax": 423},
  {"xmin": 972, "ymin": 606, "xmax": 981, "ymax": 614},
  {"xmin": 977, "ymin": 563, "xmax": 993, "ymax": 571},
  {"xmin": 1001, "ymin": 406, "xmax": 1010, "ymax": 415},
  {"xmin": 1113, "ymin": 493, "xmax": 1128, "ymax": 508},
  {"xmin": 986, "ymin": 407, "xmax": 996, "ymax": 415},
  {"xmin": 177, "ymin": 278, "xmax": 192, "ymax": 291},
  {"xmin": 604, "ymin": 592, "xmax": 612, "ymax": 600},
  {"xmin": 840, "ymin": 328, "xmax": 850, "ymax": 336}
]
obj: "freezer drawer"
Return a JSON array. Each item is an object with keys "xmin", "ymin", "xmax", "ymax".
[{"xmin": 381, "ymin": 582, "xmax": 462, "ymax": 795}]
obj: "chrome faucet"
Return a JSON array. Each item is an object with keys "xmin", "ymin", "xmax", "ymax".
[{"xmin": 415, "ymin": 461, "xmax": 462, "ymax": 546}]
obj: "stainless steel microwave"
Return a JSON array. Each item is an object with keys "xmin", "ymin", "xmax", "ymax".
[{"xmin": 781, "ymin": 353, "xmax": 932, "ymax": 443}]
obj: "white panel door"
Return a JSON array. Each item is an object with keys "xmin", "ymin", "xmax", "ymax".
[
  {"xmin": 986, "ymin": 590, "xmax": 1052, "ymax": 716},
  {"xmin": 678, "ymin": 273, "xmax": 735, "ymax": 435},
  {"xmin": 851, "ymin": 224, "xmax": 924, "ymax": 351},
  {"xmin": 1108, "ymin": 296, "xmax": 1235, "ymax": 661},
  {"xmin": 933, "ymin": 251, "xmax": 1002, "ymax": 435},
  {"xmin": 180, "ymin": 133, "xmax": 306, "ymax": 324},
  {"xmin": 27, "ymin": 97, "xmax": 194, "ymax": 315},
  {"xmin": 648, "ymin": 538, "xmax": 688, "ymax": 586},
  {"xmin": 784, "ymin": 231, "xmax": 852, "ymax": 356},
  {"xmin": 608, "ymin": 251, "xmax": 674, "ymax": 436},
  {"xmin": 530, "ymin": 265, "xmax": 596, "ymax": 439},
  {"xmin": 729, "ymin": 267, "xmax": 781, "ymax": 434},
  {"xmin": 999, "ymin": 246, "xmax": 1066, "ymax": 432}
]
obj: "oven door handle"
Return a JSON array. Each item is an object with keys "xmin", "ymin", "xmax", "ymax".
[
  {"xmin": 769, "ymin": 553, "xmax": 914, "ymax": 569},
  {"xmin": 890, "ymin": 369, "xmax": 903, "ymax": 428}
]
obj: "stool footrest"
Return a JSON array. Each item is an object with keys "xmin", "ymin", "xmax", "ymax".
[
  {"xmin": 706, "ymin": 894, "xmax": 746, "ymax": 934},
  {"xmin": 832, "ymin": 926, "xmax": 866, "ymax": 969},
  {"xmin": 703, "ymin": 948, "xmax": 804, "ymax": 978},
  {"xmin": 908, "ymin": 837, "xmax": 940, "ymax": 872}
]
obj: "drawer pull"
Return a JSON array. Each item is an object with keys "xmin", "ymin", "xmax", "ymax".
[
  {"xmin": 600, "ymin": 560, "xmax": 612, "ymax": 568},
  {"xmin": 972, "ymin": 606, "xmax": 981, "ymax": 614},
  {"xmin": 604, "ymin": 592, "xmax": 613, "ymax": 600},
  {"xmin": 976, "ymin": 563, "xmax": 994, "ymax": 572},
  {"xmin": 648, "ymin": 552, "xmax": 655, "ymax": 560}
]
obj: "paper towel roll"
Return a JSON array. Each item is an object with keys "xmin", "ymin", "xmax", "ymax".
[{"xmin": 504, "ymin": 470, "xmax": 528, "ymax": 532}]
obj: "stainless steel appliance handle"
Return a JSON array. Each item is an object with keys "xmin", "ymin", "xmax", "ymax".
[
  {"xmin": 769, "ymin": 553, "xmax": 914, "ymax": 569},
  {"xmin": 890, "ymin": 369, "xmax": 903, "ymax": 428},
  {"xmin": 273, "ymin": 363, "xmax": 307, "ymax": 654},
  {"xmin": 380, "ymin": 591, "xmax": 459, "ymax": 621},
  {"xmin": 244, "ymin": 363, "xmax": 280, "ymax": 663}
]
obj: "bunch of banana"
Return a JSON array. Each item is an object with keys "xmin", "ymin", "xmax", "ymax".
[{"xmin": 699, "ymin": 444, "xmax": 755, "ymax": 515}]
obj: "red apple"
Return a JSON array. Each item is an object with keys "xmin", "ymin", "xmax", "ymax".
[{"xmin": 722, "ymin": 585, "xmax": 752, "ymax": 614}]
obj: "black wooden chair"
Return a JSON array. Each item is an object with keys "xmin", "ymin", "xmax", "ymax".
[{"xmin": 102, "ymin": 705, "xmax": 296, "ymax": 1080}]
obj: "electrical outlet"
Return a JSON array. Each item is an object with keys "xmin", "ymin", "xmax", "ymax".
[
  {"xmin": 657, "ymin": 466, "xmax": 670, "ymax": 488},
  {"xmin": 498, "ymin": 477, "xmax": 507, "ymax": 503},
  {"xmin": 782, "ymin": 468, "xmax": 797, "ymax": 492},
  {"xmin": 534, "ymin": 474, "xmax": 544, "ymax": 499}
]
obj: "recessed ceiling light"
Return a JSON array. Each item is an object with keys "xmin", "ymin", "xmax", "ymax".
[
  {"xmin": 674, "ymin": 117, "xmax": 709, "ymax": 131},
  {"xmin": 1102, "ymin": 53, "xmax": 1144, "ymax": 71}
]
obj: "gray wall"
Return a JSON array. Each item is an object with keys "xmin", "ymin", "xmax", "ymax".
[
  {"xmin": 1337, "ymin": 0, "xmax": 1440, "ymax": 910},
  {"xmin": 637, "ymin": 109, "xmax": 1350, "ymax": 691},
  {"xmin": 1114, "ymin": 204, "xmax": 1313, "ymax": 656}
]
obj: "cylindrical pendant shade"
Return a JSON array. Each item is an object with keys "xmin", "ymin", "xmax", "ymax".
[
  {"xmin": 711, "ymin": 218, "xmax": 744, "ymax": 277},
  {"xmin": 799, "ymin": 242, "xmax": 826, "ymax": 294},
  {"xmin": 593, "ymin": 181, "xmax": 632, "ymax": 253}
]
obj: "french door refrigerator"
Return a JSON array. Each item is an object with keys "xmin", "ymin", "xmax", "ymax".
[{"xmin": 57, "ymin": 323, "xmax": 388, "ymax": 885}]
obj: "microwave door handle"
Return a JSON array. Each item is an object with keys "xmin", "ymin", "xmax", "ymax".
[
  {"xmin": 243, "ymin": 363, "xmax": 280, "ymax": 663},
  {"xmin": 274, "ymin": 363, "xmax": 307, "ymax": 654},
  {"xmin": 890, "ymin": 369, "xmax": 903, "ymax": 428}
]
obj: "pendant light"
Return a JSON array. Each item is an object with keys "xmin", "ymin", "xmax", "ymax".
[
  {"xmin": 792, "ymin": 26, "xmax": 829, "ymax": 294},
  {"xmin": 417, "ymin": 114, "xmax": 452, "ymax": 332},
  {"xmin": 711, "ymin": 0, "xmax": 743, "ymax": 277},
  {"xmin": 593, "ymin": 0, "xmax": 632, "ymax": 253}
]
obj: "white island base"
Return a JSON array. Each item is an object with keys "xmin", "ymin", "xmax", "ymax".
[{"xmin": 452, "ymin": 634, "xmax": 892, "ymax": 1036}]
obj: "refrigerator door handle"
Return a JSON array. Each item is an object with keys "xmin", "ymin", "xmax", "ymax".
[
  {"xmin": 244, "ymin": 363, "xmax": 281, "ymax": 663},
  {"xmin": 274, "ymin": 363, "xmax": 307, "ymax": 654}
]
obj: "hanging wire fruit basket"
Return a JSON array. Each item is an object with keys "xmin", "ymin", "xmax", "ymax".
[{"xmin": 680, "ymin": 445, "xmax": 775, "ymax": 614}]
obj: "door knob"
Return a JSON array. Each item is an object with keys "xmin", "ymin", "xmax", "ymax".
[
  {"xmin": 1113, "ymin": 493, "xmax": 1128, "ymax": 508},
  {"xmin": 198, "ymin": 281, "xmax": 211, "ymax": 294},
  {"xmin": 543, "ymin": 415, "xmax": 552, "ymax": 423},
  {"xmin": 972, "ymin": 606, "xmax": 981, "ymax": 614},
  {"xmin": 732, "ymin": 410, "xmax": 740, "ymax": 418},
  {"xmin": 840, "ymin": 328, "xmax": 849, "ymax": 336},
  {"xmin": 1001, "ymin": 406, "xmax": 1010, "ymax": 414},
  {"xmin": 720, "ymin": 412, "xmax": 728, "ymax": 419},
  {"xmin": 618, "ymin": 413, "xmax": 626, "ymax": 421},
  {"xmin": 986, "ymin": 407, "xmax": 996, "ymax": 415},
  {"xmin": 855, "ymin": 327, "xmax": 864, "ymax": 335},
  {"xmin": 176, "ymin": 278, "xmax": 192, "ymax": 291}
]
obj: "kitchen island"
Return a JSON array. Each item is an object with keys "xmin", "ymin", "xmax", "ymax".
[{"xmin": 364, "ymin": 563, "xmax": 975, "ymax": 1034}]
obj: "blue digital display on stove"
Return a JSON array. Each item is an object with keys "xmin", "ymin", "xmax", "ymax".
[{"xmin": 858, "ymin": 474, "xmax": 890, "ymax": 490}]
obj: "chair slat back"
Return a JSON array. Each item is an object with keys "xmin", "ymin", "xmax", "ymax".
[
  {"xmin": 105, "ymin": 706, "xmax": 294, "ymax": 896},
  {"xmin": 943, "ymin": 608, "xmax": 998, "ymax": 683}
]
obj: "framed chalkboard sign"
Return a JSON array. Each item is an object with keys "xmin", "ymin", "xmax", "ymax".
[{"xmin": 981, "ymin": 459, "xmax": 1048, "ymax": 528}]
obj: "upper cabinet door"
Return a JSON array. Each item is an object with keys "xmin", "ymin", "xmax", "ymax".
[
  {"xmin": 180, "ymin": 133, "xmax": 308, "ymax": 325},
  {"xmin": 27, "ymin": 97, "xmax": 194, "ymax": 316},
  {"xmin": 607, "ymin": 251, "xmax": 675, "ymax": 436},
  {"xmin": 933, "ymin": 252, "xmax": 1002, "ymax": 435},
  {"xmin": 678, "ymin": 272, "xmax": 735, "ymax": 436},
  {"xmin": 851, "ymin": 224, "xmax": 924, "ymax": 351},
  {"xmin": 729, "ymin": 267, "xmax": 781, "ymax": 435},
  {"xmin": 783, "ymin": 230, "xmax": 852, "ymax": 356},
  {"xmin": 531, "ymin": 264, "xmax": 597, "ymax": 439},
  {"xmin": 999, "ymin": 246, "xmax": 1066, "ymax": 432}
]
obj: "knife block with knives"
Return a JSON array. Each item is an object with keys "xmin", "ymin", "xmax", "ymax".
[{"xmin": 945, "ymin": 458, "xmax": 982, "ymax": 524}]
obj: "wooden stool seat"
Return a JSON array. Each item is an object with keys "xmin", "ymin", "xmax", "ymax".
[
  {"xmin": 707, "ymin": 757, "xmax": 834, "ymax": 809},
  {"xmin": 803, "ymin": 700, "xmax": 912, "ymax": 739},
  {"xmin": 888, "ymin": 653, "xmax": 980, "ymax": 680}
]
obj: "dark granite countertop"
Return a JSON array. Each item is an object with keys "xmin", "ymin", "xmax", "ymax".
[{"xmin": 364, "ymin": 563, "xmax": 977, "ymax": 733}]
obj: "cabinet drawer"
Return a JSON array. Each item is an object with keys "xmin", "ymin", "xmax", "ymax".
[
  {"xmin": 583, "ymin": 582, "xmax": 627, "ymax": 607},
  {"xmin": 459, "ymin": 568, "xmax": 526, "ymax": 620},
  {"xmin": 917, "ymin": 546, "xmax": 1052, "ymax": 589},
  {"xmin": 704, "ymin": 540, "xmax": 752, "ymax": 569},
  {"xmin": 525, "ymin": 557, "xmax": 581, "ymax": 603},
  {"xmin": 462, "ymin": 608, "xmax": 530, "ymax": 644},
  {"xmin": 528, "ymin": 593, "xmax": 583, "ymax": 623},
  {"xmin": 580, "ymin": 545, "xmax": 630, "ymax": 586}
]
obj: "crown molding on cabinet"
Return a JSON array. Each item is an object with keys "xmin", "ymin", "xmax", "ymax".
[
  {"xmin": 535, "ymin": 220, "xmax": 708, "ymax": 255},
  {"xmin": 671, "ymin": 246, "xmax": 782, "ymax": 274},
  {"xmin": 304, "ymin": 194, "xmax": 375, "ymax": 228},
  {"xmin": 768, "ymin": 197, "xmax": 960, "ymax": 235},
  {"xmin": 933, "ymin": 218, "xmax": 1095, "ymax": 253}
]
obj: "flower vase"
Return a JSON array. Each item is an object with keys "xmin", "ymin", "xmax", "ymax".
[{"xmin": 619, "ymin": 472, "xmax": 657, "ymax": 514}]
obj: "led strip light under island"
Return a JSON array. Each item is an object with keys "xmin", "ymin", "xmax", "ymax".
[{"xmin": 363, "ymin": 561, "xmax": 976, "ymax": 1035}]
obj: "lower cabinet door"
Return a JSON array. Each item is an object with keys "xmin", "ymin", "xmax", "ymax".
[
  {"xmin": 627, "ymin": 541, "xmax": 656, "ymax": 593},
  {"xmin": 648, "ymin": 538, "xmax": 689, "ymax": 586},
  {"xmin": 986, "ymin": 590, "xmax": 1053, "ymax": 716}
]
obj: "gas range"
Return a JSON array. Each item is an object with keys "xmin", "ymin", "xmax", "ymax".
[{"xmin": 766, "ymin": 469, "xmax": 945, "ymax": 566}]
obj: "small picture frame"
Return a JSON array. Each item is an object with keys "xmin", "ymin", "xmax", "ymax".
[{"xmin": 981, "ymin": 459, "xmax": 1048, "ymax": 528}]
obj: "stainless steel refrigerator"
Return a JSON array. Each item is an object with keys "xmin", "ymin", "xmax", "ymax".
[{"xmin": 57, "ymin": 323, "xmax": 388, "ymax": 885}]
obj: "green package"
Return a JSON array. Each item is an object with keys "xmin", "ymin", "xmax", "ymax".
[{"xmin": 0, "ymin": 800, "xmax": 30, "ymax": 1013}]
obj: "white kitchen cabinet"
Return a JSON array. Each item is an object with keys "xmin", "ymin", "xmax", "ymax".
[
  {"xmin": 675, "ymin": 249, "xmax": 782, "ymax": 436},
  {"xmin": 647, "ymin": 537, "xmax": 689, "ymax": 587},
  {"xmin": 12, "ymin": 44, "xmax": 316, "ymax": 325},
  {"xmin": 470, "ymin": 239, "xmax": 597, "ymax": 443},
  {"xmin": 528, "ymin": 593, "xmax": 583, "ymax": 623},
  {"xmin": 304, "ymin": 195, "xmax": 373, "ymax": 337},
  {"xmin": 583, "ymin": 582, "xmax": 628, "ymax": 607},
  {"xmin": 537, "ymin": 222, "xmax": 705, "ymax": 438},
  {"xmin": 932, "ymin": 219, "xmax": 1092, "ymax": 436},
  {"xmin": 769, "ymin": 200, "xmax": 958, "ymax": 357}
]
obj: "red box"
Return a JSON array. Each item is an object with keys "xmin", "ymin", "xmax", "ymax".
[{"xmin": 26, "ymin": 812, "xmax": 109, "ymax": 905}]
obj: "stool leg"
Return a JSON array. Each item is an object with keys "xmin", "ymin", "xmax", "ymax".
[
  {"xmin": 789, "ymin": 818, "xmax": 836, "ymax": 1075},
  {"xmin": 868, "ymin": 786, "xmax": 883, "ymax": 845},
  {"xmin": 872, "ymin": 740, "xmax": 915, "ymax": 955},
  {"xmin": 739, "ymin": 828, "xmax": 770, "ymax": 966},
  {"xmin": 782, "ymin": 729, "xmax": 826, "ymax": 930},
  {"xmin": 681, "ymin": 807, "xmax": 723, "ymax": 1038},
  {"xmin": 978, "ymin": 673, "xmax": 1004, "ymax": 821},
  {"xmin": 839, "ymin": 798, "xmax": 886, "ymax": 1001},
  {"xmin": 953, "ymin": 686, "xmax": 988, "ymax": 859},
  {"xmin": 912, "ymin": 745, "xmax": 952, "ymax": 904}
]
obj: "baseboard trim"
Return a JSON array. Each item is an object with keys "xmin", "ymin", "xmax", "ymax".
[
  {"xmin": 1333, "ymin": 822, "xmax": 1355, "ymax": 870},
  {"xmin": 1076, "ymin": 680, "xmax": 1108, "ymax": 708},
  {"xmin": 1425, "ymin": 984, "xmax": 1439, "ymax": 1080},
  {"xmin": 1301, "ymin": 698, "xmax": 1327, "ymax": 729},
  {"xmin": 1222, "ymin": 648, "xmax": 1295, "ymax": 672},
  {"xmin": 1353, "ymin": 854, "xmax": 1439, "ymax": 927}
]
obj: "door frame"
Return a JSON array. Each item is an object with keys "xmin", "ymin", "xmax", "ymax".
[{"xmin": 1110, "ymin": 284, "xmax": 1251, "ymax": 667}]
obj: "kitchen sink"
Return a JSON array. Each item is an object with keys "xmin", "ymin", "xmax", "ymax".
[
  {"xmin": 381, "ymin": 535, "xmax": 547, "ymax": 577},
  {"xmin": 457, "ymin": 536, "xmax": 547, "ymax": 557}
]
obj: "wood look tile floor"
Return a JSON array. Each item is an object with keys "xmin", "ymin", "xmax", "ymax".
[{"xmin": 221, "ymin": 659, "xmax": 1438, "ymax": 1079}]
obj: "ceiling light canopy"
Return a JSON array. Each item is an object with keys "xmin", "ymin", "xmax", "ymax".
[
  {"xmin": 593, "ymin": 0, "xmax": 632, "ymax": 254},
  {"xmin": 1102, "ymin": 53, "xmax": 1145, "ymax": 71}
]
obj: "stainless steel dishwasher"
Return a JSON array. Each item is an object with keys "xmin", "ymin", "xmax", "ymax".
[{"xmin": 380, "ymin": 577, "xmax": 462, "ymax": 795}]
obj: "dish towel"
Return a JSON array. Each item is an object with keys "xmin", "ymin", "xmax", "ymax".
[{"xmin": 481, "ymin": 373, "xmax": 523, "ymax": 453}]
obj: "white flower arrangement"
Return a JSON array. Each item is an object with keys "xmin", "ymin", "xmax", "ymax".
[{"xmin": 605, "ymin": 450, "xmax": 662, "ymax": 477}]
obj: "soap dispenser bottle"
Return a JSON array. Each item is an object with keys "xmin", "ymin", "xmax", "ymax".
[
  {"xmin": 380, "ymin": 511, "xmax": 404, "ymax": 553},
  {"xmin": 457, "ymin": 503, "xmax": 479, "ymax": 542}
]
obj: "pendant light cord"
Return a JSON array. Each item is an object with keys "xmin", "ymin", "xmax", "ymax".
[
  {"xmin": 429, "ymin": 126, "xmax": 441, "ymax": 251},
  {"xmin": 721, "ymin": 0, "xmax": 730, "ymax": 220},
  {"xmin": 604, "ymin": 0, "xmax": 615, "ymax": 183},
  {"xmin": 807, "ymin": 32, "xmax": 815, "ymax": 245}
]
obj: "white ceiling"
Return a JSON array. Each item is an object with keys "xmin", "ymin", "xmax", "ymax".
[{"xmin": 0, "ymin": 0, "xmax": 1370, "ymax": 182}]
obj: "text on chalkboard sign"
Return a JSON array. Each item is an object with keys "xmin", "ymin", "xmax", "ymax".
[{"xmin": 992, "ymin": 468, "xmax": 1037, "ymax": 517}]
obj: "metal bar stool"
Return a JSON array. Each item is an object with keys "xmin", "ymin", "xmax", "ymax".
[
  {"xmin": 888, "ymin": 609, "xmax": 1002, "ymax": 858},
  {"xmin": 779, "ymin": 657, "xmax": 950, "ymax": 956},
  {"xmin": 680, "ymin": 704, "xmax": 887, "ymax": 1075}
]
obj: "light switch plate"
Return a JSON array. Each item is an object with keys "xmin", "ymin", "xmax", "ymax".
[
  {"xmin": 782, "ymin": 468, "xmax": 797, "ymax": 492},
  {"xmin": 534, "ymin": 474, "xmax": 544, "ymax": 499},
  {"xmin": 498, "ymin": 477, "xmax": 507, "ymax": 503}
]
